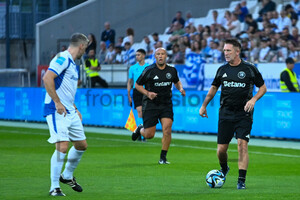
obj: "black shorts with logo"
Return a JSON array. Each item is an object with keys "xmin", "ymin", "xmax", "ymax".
[
  {"xmin": 217, "ymin": 106, "xmax": 253, "ymax": 144},
  {"xmin": 142, "ymin": 101, "xmax": 173, "ymax": 128},
  {"xmin": 133, "ymin": 88, "xmax": 143, "ymax": 109}
]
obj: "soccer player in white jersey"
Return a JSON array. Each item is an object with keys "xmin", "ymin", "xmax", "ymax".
[{"xmin": 43, "ymin": 33, "xmax": 89, "ymax": 196}]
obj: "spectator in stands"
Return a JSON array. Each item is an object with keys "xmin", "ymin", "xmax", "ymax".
[
  {"xmin": 281, "ymin": 27, "xmax": 294, "ymax": 40},
  {"xmin": 291, "ymin": 27, "xmax": 300, "ymax": 45},
  {"xmin": 285, "ymin": 4, "xmax": 298, "ymax": 27},
  {"xmin": 240, "ymin": 39, "xmax": 250, "ymax": 60},
  {"xmin": 227, "ymin": 14, "xmax": 242, "ymax": 37},
  {"xmin": 85, "ymin": 49, "xmax": 108, "ymax": 88},
  {"xmin": 287, "ymin": 40, "xmax": 300, "ymax": 60},
  {"xmin": 233, "ymin": 0, "xmax": 249, "ymax": 22},
  {"xmin": 142, "ymin": 36, "xmax": 154, "ymax": 58},
  {"xmin": 98, "ymin": 41, "xmax": 107, "ymax": 64},
  {"xmin": 245, "ymin": 14, "xmax": 258, "ymax": 35},
  {"xmin": 172, "ymin": 11, "xmax": 185, "ymax": 28},
  {"xmin": 249, "ymin": 38, "xmax": 260, "ymax": 62},
  {"xmin": 152, "ymin": 32, "xmax": 159, "ymax": 44},
  {"xmin": 212, "ymin": 10, "xmax": 223, "ymax": 28},
  {"xmin": 104, "ymin": 43, "xmax": 115, "ymax": 64},
  {"xmin": 208, "ymin": 41, "xmax": 222, "ymax": 63},
  {"xmin": 278, "ymin": 38, "xmax": 289, "ymax": 62},
  {"xmin": 115, "ymin": 46, "xmax": 124, "ymax": 64},
  {"xmin": 191, "ymin": 40, "xmax": 202, "ymax": 54},
  {"xmin": 201, "ymin": 39, "xmax": 211, "ymax": 60},
  {"xmin": 290, "ymin": 0, "xmax": 300, "ymax": 15},
  {"xmin": 258, "ymin": 0, "xmax": 276, "ymax": 22},
  {"xmin": 122, "ymin": 28, "xmax": 134, "ymax": 46},
  {"xmin": 223, "ymin": 10, "xmax": 232, "ymax": 29},
  {"xmin": 167, "ymin": 44, "xmax": 184, "ymax": 64},
  {"xmin": 85, "ymin": 33, "xmax": 97, "ymax": 56},
  {"xmin": 101, "ymin": 22, "xmax": 116, "ymax": 47},
  {"xmin": 270, "ymin": 11, "xmax": 280, "ymax": 28},
  {"xmin": 116, "ymin": 36, "xmax": 124, "ymax": 47},
  {"xmin": 167, "ymin": 21, "xmax": 185, "ymax": 49},
  {"xmin": 122, "ymin": 42, "xmax": 135, "ymax": 65},
  {"xmin": 276, "ymin": 10, "xmax": 292, "ymax": 33},
  {"xmin": 280, "ymin": 57, "xmax": 299, "ymax": 92},
  {"xmin": 258, "ymin": 38, "xmax": 271, "ymax": 62},
  {"xmin": 184, "ymin": 11, "xmax": 194, "ymax": 27}
]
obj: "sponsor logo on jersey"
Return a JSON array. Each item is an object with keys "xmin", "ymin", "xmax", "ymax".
[
  {"xmin": 166, "ymin": 73, "xmax": 172, "ymax": 79},
  {"xmin": 238, "ymin": 71, "xmax": 246, "ymax": 79},
  {"xmin": 153, "ymin": 75, "xmax": 159, "ymax": 80},
  {"xmin": 223, "ymin": 81, "xmax": 246, "ymax": 88},
  {"xmin": 154, "ymin": 82, "xmax": 171, "ymax": 86},
  {"xmin": 222, "ymin": 73, "xmax": 227, "ymax": 78},
  {"xmin": 56, "ymin": 57, "xmax": 66, "ymax": 65}
]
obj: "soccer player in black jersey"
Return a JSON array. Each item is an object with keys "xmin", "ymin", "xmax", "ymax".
[
  {"xmin": 199, "ymin": 39, "xmax": 267, "ymax": 189},
  {"xmin": 132, "ymin": 48, "xmax": 186, "ymax": 164}
]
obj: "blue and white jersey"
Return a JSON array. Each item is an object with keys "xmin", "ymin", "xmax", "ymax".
[
  {"xmin": 122, "ymin": 48, "xmax": 136, "ymax": 65},
  {"xmin": 44, "ymin": 50, "xmax": 79, "ymax": 116},
  {"xmin": 128, "ymin": 62, "xmax": 149, "ymax": 88}
]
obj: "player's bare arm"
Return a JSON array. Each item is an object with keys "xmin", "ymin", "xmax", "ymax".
[
  {"xmin": 244, "ymin": 83, "xmax": 267, "ymax": 112},
  {"xmin": 199, "ymin": 85, "xmax": 218, "ymax": 118},
  {"xmin": 174, "ymin": 81, "xmax": 186, "ymax": 96},
  {"xmin": 127, "ymin": 78, "xmax": 133, "ymax": 107},
  {"xmin": 135, "ymin": 82, "xmax": 157, "ymax": 100},
  {"xmin": 43, "ymin": 70, "xmax": 67, "ymax": 116}
]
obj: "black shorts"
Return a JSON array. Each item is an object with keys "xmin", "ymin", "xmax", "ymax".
[
  {"xmin": 133, "ymin": 88, "xmax": 143, "ymax": 109},
  {"xmin": 217, "ymin": 117, "xmax": 253, "ymax": 144},
  {"xmin": 142, "ymin": 102, "xmax": 173, "ymax": 128}
]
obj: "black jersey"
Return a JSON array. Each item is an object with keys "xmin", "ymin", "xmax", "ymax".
[
  {"xmin": 212, "ymin": 60, "xmax": 264, "ymax": 109},
  {"xmin": 136, "ymin": 63, "xmax": 179, "ymax": 104}
]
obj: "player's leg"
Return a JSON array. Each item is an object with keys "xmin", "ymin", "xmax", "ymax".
[
  {"xmin": 235, "ymin": 118, "xmax": 252, "ymax": 189},
  {"xmin": 217, "ymin": 119, "xmax": 234, "ymax": 176},
  {"xmin": 46, "ymin": 112, "xmax": 71, "ymax": 196},
  {"xmin": 60, "ymin": 112, "xmax": 87, "ymax": 192},
  {"xmin": 136, "ymin": 105, "xmax": 142, "ymax": 118},
  {"xmin": 159, "ymin": 117, "xmax": 173, "ymax": 164}
]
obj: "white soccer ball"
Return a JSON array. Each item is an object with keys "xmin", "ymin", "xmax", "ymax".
[{"xmin": 205, "ymin": 169, "xmax": 225, "ymax": 188}]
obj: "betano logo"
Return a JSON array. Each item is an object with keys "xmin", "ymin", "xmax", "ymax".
[
  {"xmin": 223, "ymin": 81, "xmax": 246, "ymax": 88},
  {"xmin": 154, "ymin": 82, "xmax": 171, "ymax": 86}
]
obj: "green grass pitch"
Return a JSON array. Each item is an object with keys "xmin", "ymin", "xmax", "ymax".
[{"xmin": 0, "ymin": 125, "xmax": 300, "ymax": 200}]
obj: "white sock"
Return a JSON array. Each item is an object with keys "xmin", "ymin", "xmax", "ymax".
[
  {"xmin": 50, "ymin": 150, "xmax": 66, "ymax": 191},
  {"xmin": 62, "ymin": 146, "xmax": 85, "ymax": 180}
]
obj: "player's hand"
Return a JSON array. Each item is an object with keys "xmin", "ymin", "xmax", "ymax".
[
  {"xmin": 244, "ymin": 99, "xmax": 256, "ymax": 112},
  {"xmin": 199, "ymin": 106, "xmax": 208, "ymax": 118},
  {"xmin": 128, "ymin": 96, "xmax": 132, "ymax": 107},
  {"xmin": 147, "ymin": 91, "xmax": 158, "ymax": 100},
  {"xmin": 55, "ymin": 102, "xmax": 67, "ymax": 116},
  {"xmin": 180, "ymin": 89, "xmax": 186, "ymax": 96},
  {"xmin": 76, "ymin": 109, "xmax": 82, "ymax": 121}
]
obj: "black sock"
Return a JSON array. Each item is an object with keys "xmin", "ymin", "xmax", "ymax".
[
  {"xmin": 160, "ymin": 150, "xmax": 167, "ymax": 161},
  {"xmin": 238, "ymin": 169, "xmax": 247, "ymax": 183},
  {"xmin": 220, "ymin": 162, "xmax": 228, "ymax": 172}
]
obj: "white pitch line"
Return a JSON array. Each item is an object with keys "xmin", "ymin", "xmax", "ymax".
[{"xmin": 1, "ymin": 129, "xmax": 300, "ymax": 158}]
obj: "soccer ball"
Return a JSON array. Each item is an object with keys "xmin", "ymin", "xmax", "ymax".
[{"xmin": 205, "ymin": 169, "xmax": 225, "ymax": 188}]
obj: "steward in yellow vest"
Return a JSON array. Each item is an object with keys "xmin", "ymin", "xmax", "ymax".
[
  {"xmin": 85, "ymin": 49, "xmax": 108, "ymax": 88},
  {"xmin": 280, "ymin": 57, "xmax": 299, "ymax": 92}
]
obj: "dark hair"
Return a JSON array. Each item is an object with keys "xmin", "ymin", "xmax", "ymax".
[
  {"xmin": 70, "ymin": 33, "xmax": 89, "ymax": 47},
  {"xmin": 286, "ymin": 57, "xmax": 295, "ymax": 64},
  {"xmin": 224, "ymin": 38, "xmax": 241, "ymax": 50},
  {"xmin": 126, "ymin": 28, "xmax": 134, "ymax": 36},
  {"xmin": 136, "ymin": 48, "xmax": 146, "ymax": 55}
]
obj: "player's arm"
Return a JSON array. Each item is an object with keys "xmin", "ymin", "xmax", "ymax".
[
  {"xmin": 127, "ymin": 78, "xmax": 133, "ymax": 107},
  {"xmin": 174, "ymin": 81, "xmax": 186, "ymax": 96},
  {"xmin": 199, "ymin": 85, "xmax": 218, "ymax": 118},
  {"xmin": 43, "ymin": 70, "xmax": 67, "ymax": 116},
  {"xmin": 244, "ymin": 83, "xmax": 267, "ymax": 112},
  {"xmin": 135, "ymin": 83, "xmax": 157, "ymax": 100}
]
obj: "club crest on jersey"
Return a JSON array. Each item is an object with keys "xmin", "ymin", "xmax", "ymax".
[
  {"xmin": 238, "ymin": 71, "xmax": 246, "ymax": 79},
  {"xmin": 166, "ymin": 73, "xmax": 172, "ymax": 79}
]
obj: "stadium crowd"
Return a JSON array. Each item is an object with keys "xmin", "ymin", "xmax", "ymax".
[{"xmin": 84, "ymin": 0, "xmax": 300, "ymax": 66}]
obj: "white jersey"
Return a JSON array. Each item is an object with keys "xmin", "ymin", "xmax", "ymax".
[{"xmin": 44, "ymin": 50, "xmax": 79, "ymax": 116}]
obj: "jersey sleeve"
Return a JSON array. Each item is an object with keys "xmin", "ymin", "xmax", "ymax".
[
  {"xmin": 136, "ymin": 67, "xmax": 150, "ymax": 86},
  {"xmin": 211, "ymin": 67, "xmax": 222, "ymax": 87},
  {"xmin": 252, "ymin": 66, "xmax": 265, "ymax": 87},
  {"xmin": 48, "ymin": 54, "xmax": 68, "ymax": 75},
  {"xmin": 128, "ymin": 65, "xmax": 134, "ymax": 79},
  {"xmin": 173, "ymin": 67, "xmax": 180, "ymax": 83}
]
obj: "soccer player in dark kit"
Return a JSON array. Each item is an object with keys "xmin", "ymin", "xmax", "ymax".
[
  {"xmin": 131, "ymin": 47, "xmax": 186, "ymax": 164},
  {"xmin": 199, "ymin": 39, "xmax": 267, "ymax": 189}
]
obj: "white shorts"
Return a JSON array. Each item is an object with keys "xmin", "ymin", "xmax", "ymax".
[{"xmin": 46, "ymin": 111, "xmax": 86, "ymax": 144}]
